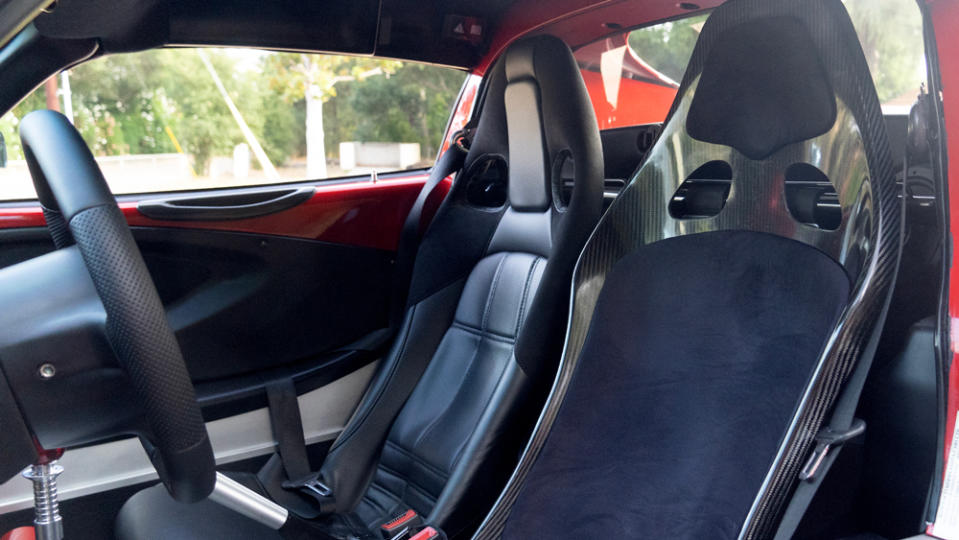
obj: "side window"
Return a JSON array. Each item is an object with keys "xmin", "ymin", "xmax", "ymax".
[
  {"xmin": 574, "ymin": 14, "xmax": 706, "ymax": 130},
  {"xmin": 576, "ymin": 0, "xmax": 926, "ymax": 130},
  {"xmin": 0, "ymin": 48, "xmax": 467, "ymax": 201}
]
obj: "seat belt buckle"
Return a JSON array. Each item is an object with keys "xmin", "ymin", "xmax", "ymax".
[
  {"xmin": 281, "ymin": 470, "xmax": 332, "ymax": 499},
  {"xmin": 410, "ymin": 526, "xmax": 445, "ymax": 540},
  {"xmin": 798, "ymin": 418, "xmax": 866, "ymax": 481},
  {"xmin": 380, "ymin": 509, "xmax": 424, "ymax": 539}
]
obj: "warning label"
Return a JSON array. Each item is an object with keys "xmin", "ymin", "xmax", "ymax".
[{"xmin": 443, "ymin": 15, "xmax": 485, "ymax": 44}]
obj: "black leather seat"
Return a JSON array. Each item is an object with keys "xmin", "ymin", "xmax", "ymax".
[
  {"xmin": 116, "ymin": 34, "xmax": 604, "ymax": 540},
  {"xmin": 470, "ymin": 0, "xmax": 902, "ymax": 538}
]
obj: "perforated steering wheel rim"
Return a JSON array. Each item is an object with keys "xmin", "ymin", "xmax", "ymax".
[{"xmin": 19, "ymin": 110, "xmax": 215, "ymax": 503}]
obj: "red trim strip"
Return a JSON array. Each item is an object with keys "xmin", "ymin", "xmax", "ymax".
[
  {"xmin": 410, "ymin": 526, "xmax": 439, "ymax": 540},
  {"xmin": 381, "ymin": 509, "xmax": 417, "ymax": 530},
  {"xmin": 929, "ymin": 0, "xmax": 959, "ymax": 536},
  {"xmin": 0, "ymin": 175, "xmax": 454, "ymax": 252},
  {"xmin": 0, "ymin": 527, "xmax": 35, "ymax": 540}
]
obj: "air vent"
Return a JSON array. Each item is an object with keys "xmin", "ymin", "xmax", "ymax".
[
  {"xmin": 784, "ymin": 163, "xmax": 840, "ymax": 230},
  {"xmin": 464, "ymin": 155, "xmax": 508, "ymax": 208},
  {"xmin": 668, "ymin": 160, "xmax": 732, "ymax": 219}
]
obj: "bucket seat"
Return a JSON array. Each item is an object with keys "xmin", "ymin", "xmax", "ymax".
[
  {"xmin": 470, "ymin": 0, "xmax": 902, "ymax": 538},
  {"xmin": 116, "ymin": 34, "xmax": 604, "ymax": 540}
]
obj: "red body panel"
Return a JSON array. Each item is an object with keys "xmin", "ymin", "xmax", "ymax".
[
  {"xmin": 440, "ymin": 74, "xmax": 481, "ymax": 155},
  {"xmin": 580, "ymin": 70, "xmax": 677, "ymax": 128},
  {"xmin": 0, "ymin": 527, "xmax": 34, "ymax": 540},
  {"xmin": 928, "ymin": 0, "xmax": 959, "ymax": 535},
  {"xmin": 931, "ymin": 0, "xmax": 958, "ymax": 477},
  {"xmin": 0, "ymin": 175, "xmax": 443, "ymax": 252},
  {"xmin": 479, "ymin": 0, "xmax": 723, "ymax": 74}
]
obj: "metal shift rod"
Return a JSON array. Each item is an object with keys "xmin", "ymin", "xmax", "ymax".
[
  {"xmin": 21, "ymin": 457, "xmax": 64, "ymax": 540},
  {"xmin": 19, "ymin": 462, "xmax": 290, "ymax": 539}
]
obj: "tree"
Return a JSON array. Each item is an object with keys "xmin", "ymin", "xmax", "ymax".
[
  {"xmin": 626, "ymin": 1, "xmax": 925, "ymax": 105},
  {"xmin": 843, "ymin": 0, "xmax": 925, "ymax": 103},
  {"xmin": 348, "ymin": 63, "xmax": 465, "ymax": 159},
  {"xmin": 627, "ymin": 14, "xmax": 708, "ymax": 83},
  {"xmin": 61, "ymin": 48, "xmax": 246, "ymax": 173},
  {"xmin": 264, "ymin": 54, "xmax": 401, "ymax": 178}
]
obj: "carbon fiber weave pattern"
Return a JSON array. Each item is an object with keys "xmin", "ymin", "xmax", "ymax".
[{"xmin": 473, "ymin": 0, "xmax": 901, "ymax": 537}]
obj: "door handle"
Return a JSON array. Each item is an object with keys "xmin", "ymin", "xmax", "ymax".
[{"xmin": 137, "ymin": 186, "xmax": 314, "ymax": 221}]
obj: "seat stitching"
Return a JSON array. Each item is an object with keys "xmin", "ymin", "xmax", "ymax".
[
  {"xmin": 379, "ymin": 457, "xmax": 448, "ymax": 484},
  {"xmin": 371, "ymin": 467, "xmax": 438, "ymax": 514},
  {"xmin": 449, "ymin": 321, "xmax": 515, "ymax": 344},
  {"xmin": 481, "ymin": 253, "xmax": 508, "ymax": 332},
  {"xmin": 448, "ymin": 355, "xmax": 515, "ymax": 471},
  {"xmin": 378, "ymin": 463, "xmax": 442, "ymax": 501},
  {"xmin": 384, "ymin": 439, "xmax": 450, "ymax": 478},
  {"xmin": 329, "ymin": 303, "xmax": 418, "ymax": 451},
  {"xmin": 365, "ymin": 482, "xmax": 401, "ymax": 514},
  {"xmin": 515, "ymin": 257, "xmax": 543, "ymax": 336},
  {"xmin": 401, "ymin": 477, "xmax": 439, "ymax": 503},
  {"xmin": 409, "ymin": 332, "xmax": 484, "ymax": 452}
]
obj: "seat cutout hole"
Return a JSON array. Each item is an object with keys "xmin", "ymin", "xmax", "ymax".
[
  {"xmin": 464, "ymin": 155, "xmax": 508, "ymax": 208},
  {"xmin": 552, "ymin": 150, "xmax": 574, "ymax": 211},
  {"xmin": 668, "ymin": 160, "xmax": 732, "ymax": 219},
  {"xmin": 784, "ymin": 163, "xmax": 840, "ymax": 230}
]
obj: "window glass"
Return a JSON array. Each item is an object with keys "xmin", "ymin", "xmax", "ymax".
[
  {"xmin": 0, "ymin": 48, "xmax": 467, "ymax": 201},
  {"xmin": 843, "ymin": 0, "xmax": 927, "ymax": 114},
  {"xmin": 576, "ymin": 0, "xmax": 926, "ymax": 130}
]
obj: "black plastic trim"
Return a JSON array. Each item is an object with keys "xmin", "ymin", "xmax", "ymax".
[
  {"xmin": 137, "ymin": 186, "xmax": 314, "ymax": 221},
  {"xmin": 195, "ymin": 347, "xmax": 382, "ymax": 422}
]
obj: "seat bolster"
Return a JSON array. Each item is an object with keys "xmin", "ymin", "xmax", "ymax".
[
  {"xmin": 352, "ymin": 252, "xmax": 544, "ymax": 533},
  {"xmin": 319, "ymin": 279, "xmax": 465, "ymax": 514},
  {"xmin": 427, "ymin": 359, "xmax": 530, "ymax": 536}
]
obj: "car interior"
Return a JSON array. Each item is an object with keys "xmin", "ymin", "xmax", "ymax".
[{"xmin": 0, "ymin": 0, "xmax": 950, "ymax": 539}]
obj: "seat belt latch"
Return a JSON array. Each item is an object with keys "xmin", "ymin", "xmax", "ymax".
[
  {"xmin": 410, "ymin": 526, "xmax": 444, "ymax": 540},
  {"xmin": 282, "ymin": 471, "xmax": 332, "ymax": 499},
  {"xmin": 380, "ymin": 509, "xmax": 424, "ymax": 539},
  {"xmin": 799, "ymin": 418, "xmax": 866, "ymax": 482}
]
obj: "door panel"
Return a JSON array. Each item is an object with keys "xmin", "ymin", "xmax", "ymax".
[
  {"xmin": 0, "ymin": 173, "xmax": 429, "ymax": 250},
  {"xmin": 0, "ymin": 172, "xmax": 445, "ymax": 416},
  {"xmin": 0, "ymin": 362, "xmax": 379, "ymax": 516},
  {"xmin": 138, "ymin": 226, "xmax": 391, "ymax": 382}
]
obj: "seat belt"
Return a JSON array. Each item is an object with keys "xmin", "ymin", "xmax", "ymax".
[
  {"xmin": 266, "ymin": 378, "xmax": 339, "ymax": 512},
  {"xmin": 266, "ymin": 378, "xmax": 312, "ymax": 481},
  {"xmin": 388, "ymin": 129, "xmax": 472, "ymax": 330},
  {"xmin": 773, "ymin": 147, "xmax": 908, "ymax": 540},
  {"xmin": 265, "ymin": 129, "xmax": 474, "ymax": 514}
]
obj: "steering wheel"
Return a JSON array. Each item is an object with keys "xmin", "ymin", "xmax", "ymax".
[{"xmin": 19, "ymin": 110, "xmax": 215, "ymax": 503}]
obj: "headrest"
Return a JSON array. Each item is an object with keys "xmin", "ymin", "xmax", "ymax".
[
  {"xmin": 501, "ymin": 35, "xmax": 602, "ymax": 213},
  {"xmin": 686, "ymin": 16, "xmax": 836, "ymax": 160}
]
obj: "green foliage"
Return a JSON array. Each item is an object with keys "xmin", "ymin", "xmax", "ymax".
[
  {"xmin": 626, "ymin": 0, "xmax": 924, "ymax": 105},
  {"xmin": 0, "ymin": 0, "xmax": 930, "ymax": 180},
  {"xmin": 0, "ymin": 48, "xmax": 465, "ymax": 174},
  {"xmin": 627, "ymin": 14, "xmax": 709, "ymax": 83},
  {"xmin": 348, "ymin": 64, "xmax": 466, "ymax": 159},
  {"xmin": 844, "ymin": 0, "xmax": 925, "ymax": 103},
  {"xmin": 0, "ymin": 88, "xmax": 46, "ymax": 160}
]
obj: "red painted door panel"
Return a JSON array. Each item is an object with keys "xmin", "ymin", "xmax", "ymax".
[{"xmin": 0, "ymin": 173, "xmax": 442, "ymax": 252}]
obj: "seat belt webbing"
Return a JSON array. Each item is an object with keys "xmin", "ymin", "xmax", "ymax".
[
  {"xmin": 266, "ymin": 378, "xmax": 312, "ymax": 481},
  {"xmin": 388, "ymin": 132, "xmax": 471, "ymax": 330}
]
